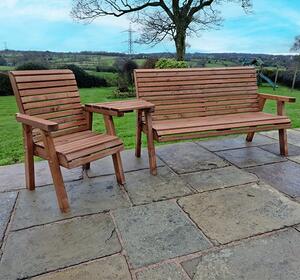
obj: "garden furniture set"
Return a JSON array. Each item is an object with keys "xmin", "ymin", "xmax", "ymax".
[{"xmin": 9, "ymin": 66, "xmax": 295, "ymax": 212}]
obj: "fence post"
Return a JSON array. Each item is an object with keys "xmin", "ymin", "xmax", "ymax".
[{"xmin": 292, "ymin": 67, "xmax": 298, "ymax": 91}]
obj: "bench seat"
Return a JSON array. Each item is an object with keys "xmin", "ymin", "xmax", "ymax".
[{"xmin": 149, "ymin": 112, "xmax": 291, "ymax": 141}]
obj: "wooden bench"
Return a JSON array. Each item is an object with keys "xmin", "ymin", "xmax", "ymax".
[
  {"xmin": 10, "ymin": 69, "xmax": 125, "ymax": 212},
  {"xmin": 134, "ymin": 66, "xmax": 296, "ymax": 175}
]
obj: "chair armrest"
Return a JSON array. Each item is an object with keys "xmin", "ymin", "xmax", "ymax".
[
  {"xmin": 16, "ymin": 113, "xmax": 59, "ymax": 132},
  {"xmin": 258, "ymin": 93, "xmax": 296, "ymax": 103}
]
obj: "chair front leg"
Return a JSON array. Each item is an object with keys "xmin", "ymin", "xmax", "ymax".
[
  {"xmin": 103, "ymin": 115, "xmax": 125, "ymax": 185},
  {"xmin": 41, "ymin": 131, "xmax": 70, "ymax": 213},
  {"xmin": 246, "ymin": 132, "xmax": 255, "ymax": 142},
  {"xmin": 23, "ymin": 124, "xmax": 35, "ymax": 190},
  {"xmin": 144, "ymin": 110, "xmax": 157, "ymax": 175},
  {"xmin": 277, "ymin": 101, "xmax": 288, "ymax": 156},
  {"xmin": 135, "ymin": 110, "xmax": 142, "ymax": 157}
]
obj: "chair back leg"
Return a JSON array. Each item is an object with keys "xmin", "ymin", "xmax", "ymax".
[
  {"xmin": 279, "ymin": 129, "xmax": 288, "ymax": 156},
  {"xmin": 135, "ymin": 110, "xmax": 142, "ymax": 157},
  {"xmin": 246, "ymin": 132, "xmax": 255, "ymax": 142}
]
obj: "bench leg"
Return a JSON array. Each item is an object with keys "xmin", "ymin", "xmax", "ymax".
[
  {"xmin": 246, "ymin": 132, "xmax": 255, "ymax": 142},
  {"xmin": 135, "ymin": 110, "xmax": 142, "ymax": 158},
  {"xmin": 279, "ymin": 129, "xmax": 288, "ymax": 156},
  {"xmin": 112, "ymin": 152, "xmax": 125, "ymax": 185},
  {"xmin": 145, "ymin": 111, "xmax": 157, "ymax": 175},
  {"xmin": 23, "ymin": 125, "xmax": 35, "ymax": 191}
]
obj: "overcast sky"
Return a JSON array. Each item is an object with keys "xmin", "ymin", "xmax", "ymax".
[{"xmin": 0, "ymin": 0, "xmax": 299, "ymax": 54}]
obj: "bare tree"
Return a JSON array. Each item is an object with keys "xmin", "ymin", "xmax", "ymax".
[
  {"xmin": 291, "ymin": 36, "xmax": 300, "ymax": 52},
  {"xmin": 71, "ymin": 0, "xmax": 252, "ymax": 60}
]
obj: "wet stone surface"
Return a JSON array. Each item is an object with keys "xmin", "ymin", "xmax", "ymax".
[
  {"xmin": 113, "ymin": 200, "xmax": 211, "ymax": 268},
  {"xmin": 87, "ymin": 149, "xmax": 164, "ymax": 178},
  {"xmin": 136, "ymin": 263, "xmax": 187, "ymax": 280},
  {"xmin": 0, "ymin": 214, "xmax": 121, "ymax": 280},
  {"xmin": 260, "ymin": 143, "xmax": 300, "ymax": 156},
  {"xmin": 182, "ymin": 229, "xmax": 300, "ymax": 280},
  {"xmin": 216, "ymin": 147, "xmax": 285, "ymax": 168},
  {"xmin": 198, "ymin": 134, "xmax": 276, "ymax": 152},
  {"xmin": 247, "ymin": 161, "xmax": 300, "ymax": 198},
  {"xmin": 181, "ymin": 166, "xmax": 258, "ymax": 192},
  {"xmin": 0, "ymin": 192, "xmax": 17, "ymax": 244},
  {"xmin": 261, "ymin": 130, "xmax": 300, "ymax": 146},
  {"xmin": 124, "ymin": 167, "xmax": 193, "ymax": 205},
  {"xmin": 11, "ymin": 176, "xmax": 131, "ymax": 231},
  {"xmin": 157, "ymin": 142, "xmax": 228, "ymax": 174},
  {"xmin": 0, "ymin": 161, "xmax": 82, "ymax": 192},
  {"xmin": 31, "ymin": 254, "xmax": 132, "ymax": 280},
  {"xmin": 178, "ymin": 183, "xmax": 300, "ymax": 244}
]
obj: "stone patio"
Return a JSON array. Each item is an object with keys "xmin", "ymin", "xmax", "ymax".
[{"xmin": 1, "ymin": 130, "xmax": 300, "ymax": 279}]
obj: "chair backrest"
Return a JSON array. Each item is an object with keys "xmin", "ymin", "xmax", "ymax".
[
  {"xmin": 134, "ymin": 66, "xmax": 259, "ymax": 121},
  {"xmin": 9, "ymin": 69, "xmax": 88, "ymax": 139}
]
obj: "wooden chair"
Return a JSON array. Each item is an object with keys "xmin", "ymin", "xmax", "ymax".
[
  {"xmin": 9, "ymin": 70, "xmax": 125, "ymax": 212},
  {"xmin": 134, "ymin": 66, "xmax": 296, "ymax": 174}
]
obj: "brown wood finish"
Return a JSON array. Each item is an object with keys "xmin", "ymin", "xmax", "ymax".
[
  {"xmin": 134, "ymin": 67, "xmax": 295, "ymax": 174},
  {"xmin": 10, "ymin": 70, "xmax": 125, "ymax": 212}
]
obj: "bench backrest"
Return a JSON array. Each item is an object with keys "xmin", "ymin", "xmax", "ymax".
[
  {"xmin": 9, "ymin": 70, "xmax": 88, "ymax": 139},
  {"xmin": 134, "ymin": 67, "xmax": 259, "ymax": 121}
]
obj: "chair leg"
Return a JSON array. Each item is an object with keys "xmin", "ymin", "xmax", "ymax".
[
  {"xmin": 279, "ymin": 129, "xmax": 288, "ymax": 156},
  {"xmin": 83, "ymin": 163, "xmax": 90, "ymax": 170},
  {"xmin": 145, "ymin": 111, "xmax": 157, "ymax": 175},
  {"xmin": 135, "ymin": 110, "xmax": 142, "ymax": 158},
  {"xmin": 23, "ymin": 125, "xmax": 35, "ymax": 190},
  {"xmin": 246, "ymin": 132, "xmax": 255, "ymax": 142},
  {"xmin": 41, "ymin": 131, "xmax": 69, "ymax": 213},
  {"xmin": 47, "ymin": 159, "xmax": 70, "ymax": 213},
  {"xmin": 112, "ymin": 152, "xmax": 125, "ymax": 185}
]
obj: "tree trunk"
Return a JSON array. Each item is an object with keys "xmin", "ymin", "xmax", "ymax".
[{"xmin": 175, "ymin": 30, "xmax": 186, "ymax": 61}]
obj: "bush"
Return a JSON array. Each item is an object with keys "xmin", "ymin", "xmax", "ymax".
[
  {"xmin": 62, "ymin": 64, "xmax": 107, "ymax": 88},
  {"xmin": 142, "ymin": 57, "xmax": 158, "ymax": 69},
  {"xmin": 96, "ymin": 65, "xmax": 117, "ymax": 73},
  {"xmin": 16, "ymin": 62, "xmax": 49, "ymax": 70},
  {"xmin": 0, "ymin": 72, "xmax": 13, "ymax": 96},
  {"xmin": 0, "ymin": 56, "xmax": 7, "ymax": 66},
  {"xmin": 155, "ymin": 58, "xmax": 188, "ymax": 69}
]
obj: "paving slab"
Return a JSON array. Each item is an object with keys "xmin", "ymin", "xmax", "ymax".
[
  {"xmin": 288, "ymin": 155, "xmax": 300, "ymax": 164},
  {"xmin": 198, "ymin": 134, "xmax": 276, "ymax": 151},
  {"xmin": 11, "ymin": 176, "xmax": 130, "ymax": 231},
  {"xmin": 0, "ymin": 214, "xmax": 121, "ymax": 280},
  {"xmin": 216, "ymin": 147, "xmax": 285, "ymax": 168},
  {"xmin": 260, "ymin": 129, "xmax": 300, "ymax": 146},
  {"xmin": 247, "ymin": 161, "xmax": 300, "ymax": 197},
  {"xmin": 181, "ymin": 166, "xmax": 258, "ymax": 192},
  {"xmin": 0, "ymin": 161, "xmax": 82, "ymax": 192},
  {"xmin": 113, "ymin": 200, "xmax": 211, "ymax": 268},
  {"xmin": 31, "ymin": 254, "xmax": 131, "ymax": 280},
  {"xmin": 178, "ymin": 183, "xmax": 300, "ymax": 244},
  {"xmin": 157, "ymin": 142, "xmax": 228, "ymax": 174},
  {"xmin": 87, "ymin": 149, "xmax": 164, "ymax": 178},
  {"xmin": 182, "ymin": 229, "xmax": 300, "ymax": 280},
  {"xmin": 260, "ymin": 143, "xmax": 300, "ymax": 156},
  {"xmin": 0, "ymin": 192, "xmax": 17, "ymax": 244},
  {"xmin": 124, "ymin": 167, "xmax": 193, "ymax": 205},
  {"xmin": 136, "ymin": 263, "xmax": 187, "ymax": 280}
]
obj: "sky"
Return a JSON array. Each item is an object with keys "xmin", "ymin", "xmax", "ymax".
[{"xmin": 0, "ymin": 0, "xmax": 299, "ymax": 54}]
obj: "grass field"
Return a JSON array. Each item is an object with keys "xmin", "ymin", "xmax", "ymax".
[{"xmin": 0, "ymin": 84, "xmax": 299, "ymax": 166}]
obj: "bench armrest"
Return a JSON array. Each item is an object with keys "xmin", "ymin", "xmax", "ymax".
[
  {"xmin": 258, "ymin": 93, "xmax": 296, "ymax": 103},
  {"xmin": 16, "ymin": 113, "xmax": 59, "ymax": 132}
]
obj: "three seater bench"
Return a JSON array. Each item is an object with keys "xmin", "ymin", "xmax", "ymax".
[{"xmin": 134, "ymin": 66, "xmax": 296, "ymax": 175}]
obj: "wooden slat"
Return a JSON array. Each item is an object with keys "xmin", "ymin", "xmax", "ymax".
[
  {"xmin": 23, "ymin": 97, "xmax": 81, "ymax": 110},
  {"xmin": 17, "ymin": 80, "xmax": 77, "ymax": 90},
  {"xmin": 26, "ymin": 103, "xmax": 82, "ymax": 115},
  {"xmin": 36, "ymin": 109, "xmax": 84, "ymax": 120},
  {"xmin": 11, "ymin": 69, "xmax": 72, "ymax": 76},
  {"xmin": 21, "ymin": 91, "xmax": 79, "ymax": 103},
  {"xmin": 15, "ymin": 74, "xmax": 75, "ymax": 83},
  {"xmin": 20, "ymin": 86, "xmax": 79, "ymax": 97}
]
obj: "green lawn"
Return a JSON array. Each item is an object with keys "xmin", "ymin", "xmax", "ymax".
[{"xmin": 0, "ymin": 84, "xmax": 299, "ymax": 166}]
